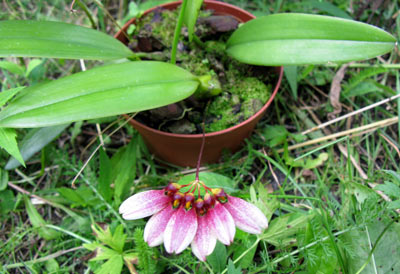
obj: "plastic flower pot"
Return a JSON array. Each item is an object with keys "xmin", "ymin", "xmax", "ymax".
[{"xmin": 115, "ymin": 0, "xmax": 283, "ymax": 167}]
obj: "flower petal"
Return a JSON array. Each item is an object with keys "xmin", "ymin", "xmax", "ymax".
[
  {"xmin": 144, "ymin": 205, "xmax": 176, "ymax": 247},
  {"xmin": 191, "ymin": 215, "xmax": 217, "ymax": 261},
  {"xmin": 119, "ymin": 190, "xmax": 170, "ymax": 220},
  {"xmin": 208, "ymin": 202, "xmax": 235, "ymax": 245},
  {"xmin": 164, "ymin": 207, "xmax": 198, "ymax": 254},
  {"xmin": 223, "ymin": 196, "xmax": 268, "ymax": 234}
]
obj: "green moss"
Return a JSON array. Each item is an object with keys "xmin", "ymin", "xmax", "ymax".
[
  {"xmin": 204, "ymin": 76, "xmax": 271, "ymax": 132},
  {"xmin": 136, "ymin": 9, "xmax": 177, "ymax": 47},
  {"xmin": 179, "ymin": 52, "xmax": 211, "ymax": 76},
  {"xmin": 205, "ymin": 41, "xmax": 226, "ymax": 55},
  {"xmin": 135, "ymin": 7, "xmax": 274, "ymax": 133},
  {"xmin": 228, "ymin": 77, "xmax": 271, "ymax": 102},
  {"xmin": 205, "ymin": 93, "xmax": 240, "ymax": 132},
  {"xmin": 242, "ymin": 98, "xmax": 264, "ymax": 118}
]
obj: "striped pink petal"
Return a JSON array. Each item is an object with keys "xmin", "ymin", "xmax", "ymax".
[
  {"xmin": 119, "ymin": 190, "xmax": 170, "ymax": 220},
  {"xmin": 191, "ymin": 215, "xmax": 217, "ymax": 261},
  {"xmin": 144, "ymin": 205, "xmax": 176, "ymax": 247},
  {"xmin": 164, "ymin": 207, "xmax": 198, "ymax": 254},
  {"xmin": 208, "ymin": 202, "xmax": 235, "ymax": 245},
  {"xmin": 223, "ymin": 196, "xmax": 268, "ymax": 234}
]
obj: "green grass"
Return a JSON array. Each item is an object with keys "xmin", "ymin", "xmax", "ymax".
[{"xmin": 1, "ymin": 0, "xmax": 400, "ymax": 273}]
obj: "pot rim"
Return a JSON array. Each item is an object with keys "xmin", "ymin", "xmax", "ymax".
[{"xmin": 117, "ymin": 0, "xmax": 284, "ymax": 139}]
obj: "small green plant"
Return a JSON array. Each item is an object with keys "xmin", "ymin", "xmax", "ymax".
[{"xmin": 83, "ymin": 223, "xmax": 139, "ymax": 273}]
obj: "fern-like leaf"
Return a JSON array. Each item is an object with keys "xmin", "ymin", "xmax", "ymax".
[{"xmin": 133, "ymin": 228, "xmax": 158, "ymax": 274}]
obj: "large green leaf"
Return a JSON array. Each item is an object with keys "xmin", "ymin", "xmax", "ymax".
[
  {"xmin": 227, "ymin": 13, "xmax": 396, "ymax": 65},
  {"xmin": 0, "ymin": 20, "xmax": 134, "ymax": 60},
  {"xmin": 0, "ymin": 61, "xmax": 199, "ymax": 128}
]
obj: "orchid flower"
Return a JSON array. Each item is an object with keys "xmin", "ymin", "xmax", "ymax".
[{"xmin": 119, "ymin": 180, "xmax": 268, "ymax": 261}]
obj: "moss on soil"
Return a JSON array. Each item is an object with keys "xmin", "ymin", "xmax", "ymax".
[{"xmin": 133, "ymin": 8, "xmax": 272, "ymax": 133}]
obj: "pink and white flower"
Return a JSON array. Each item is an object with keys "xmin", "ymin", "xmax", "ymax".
[{"xmin": 119, "ymin": 181, "xmax": 268, "ymax": 261}]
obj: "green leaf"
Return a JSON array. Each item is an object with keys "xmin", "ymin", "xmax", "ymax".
[
  {"xmin": 227, "ymin": 14, "xmax": 396, "ymax": 65},
  {"xmin": 227, "ymin": 259, "xmax": 242, "ymax": 274},
  {"xmin": 0, "ymin": 61, "xmax": 199, "ymax": 128},
  {"xmin": 0, "ymin": 169, "xmax": 8, "ymax": 191},
  {"xmin": 207, "ymin": 241, "xmax": 227, "ymax": 273},
  {"xmin": 58, "ymin": 187, "xmax": 87, "ymax": 206},
  {"xmin": 113, "ymin": 139, "xmax": 138, "ymax": 204},
  {"xmin": 0, "ymin": 60, "xmax": 25, "ymax": 75},
  {"xmin": 23, "ymin": 195, "xmax": 60, "ymax": 240},
  {"xmin": 25, "ymin": 59, "xmax": 43, "ymax": 77},
  {"xmin": 111, "ymin": 225, "xmax": 126, "ymax": 253},
  {"xmin": 344, "ymin": 217, "xmax": 400, "ymax": 273},
  {"xmin": 138, "ymin": 0, "xmax": 176, "ymax": 12},
  {"xmin": 344, "ymin": 81, "xmax": 382, "ymax": 98},
  {"xmin": 0, "ymin": 189, "xmax": 15, "ymax": 215},
  {"xmin": 90, "ymin": 246, "xmax": 121, "ymax": 261},
  {"xmin": 0, "ymin": 128, "xmax": 24, "ymax": 167},
  {"xmin": 263, "ymin": 125, "xmax": 289, "ymax": 147},
  {"xmin": 387, "ymin": 199, "xmax": 400, "ymax": 209},
  {"xmin": 383, "ymin": 170, "xmax": 400, "ymax": 184},
  {"xmin": 91, "ymin": 223, "xmax": 126, "ymax": 253},
  {"xmin": 263, "ymin": 212, "xmax": 314, "ymax": 247},
  {"xmin": 99, "ymin": 148, "xmax": 113, "ymax": 202},
  {"xmin": 0, "ymin": 87, "xmax": 25, "ymax": 107},
  {"xmin": 45, "ymin": 259, "xmax": 59, "ymax": 273},
  {"xmin": 177, "ymin": 172, "xmax": 237, "ymax": 194},
  {"xmin": 284, "ymin": 152, "xmax": 329, "ymax": 169},
  {"xmin": 5, "ymin": 124, "xmax": 68, "ymax": 170},
  {"xmin": 375, "ymin": 182, "xmax": 400, "ymax": 198},
  {"xmin": 284, "ymin": 65, "xmax": 298, "ymax": 100},
  {"xmin": 83, "ymin": 242, "xmax": 103, "ymax": 252},
  {"xmin": 302, "ymin": 0, "xmax": 352, "ymax": 19},
  {"xmin": 232, "ymin": 236, "xmax": 257, "ymax": 269},
  {"xmin": 122, "ymin": 2, "xmax": 140, "ymax": 24},
  {"xmin": 346, "ymin": 181, "xmax": 377, "ymax": 205},
  {"xmin": 183, "ymin": 0, "xmax": 203, "ymax": 41},
  {"xmin": 303, "ymin": 221, "xmax": 338, "ymax": 274},
  {"xmin": 256, "ymin": 184, "xmax": 279, "ymax": 220},
  {"xmin": 0, "ymin": 20, "xmax": 133, "ymax": 60},
  {"xmin": 343, "ymin": 67, "xmax": 388, "ymax": 95},
  {"xmin": 95, "ymin": 254, "xmax": 123, "ymax": 274}
]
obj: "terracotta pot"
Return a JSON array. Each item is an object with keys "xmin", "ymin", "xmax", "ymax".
[{"xmin": 115, "ymin": 0, "xmax": 283, "ymax": 167}]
